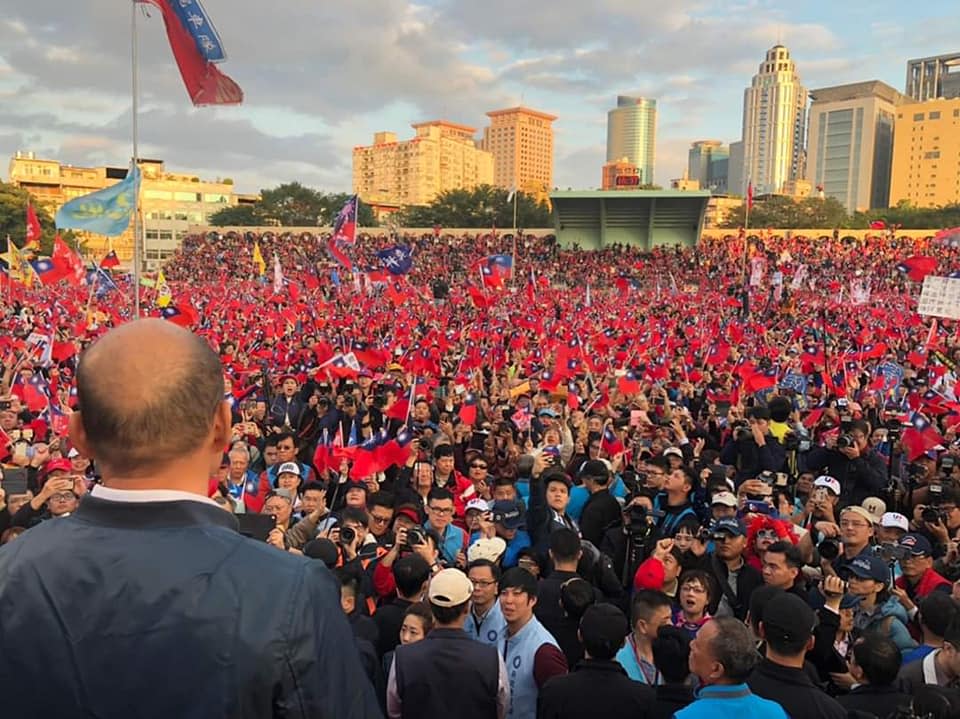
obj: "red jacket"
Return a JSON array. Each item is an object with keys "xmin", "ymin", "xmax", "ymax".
[{"xmin": 896, "ymin": 567, "xmax": 951, "ymax": 600}]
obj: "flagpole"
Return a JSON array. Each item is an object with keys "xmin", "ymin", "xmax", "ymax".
[{"xmin": 131, "ymin": 0, "xmax": 142, "ymax": 319}]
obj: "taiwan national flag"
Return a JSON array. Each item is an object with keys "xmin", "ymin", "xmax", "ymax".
[
  {"xmin": 601, "ymin": 426, "xmax": 625, "ymax": 456},
  {"xmin": 138, "ymin": 0, "xmax": 243, "ymax": 106},
  {"xmin": 100, "ymin": 250, "xmax": 120, "ymax": 269},
  {"xmin": 458, "ymin": 392, "xmax": 478, "ymax": 426},
  {"xmin": 160, "ymin": 303, "xmax": 199, "ymax": 327},
  {"xmin": 29, "ymin": 257, "xmax": 70, "ymax": 285},
  {"xmin": 901, "ymin": 412, "xmax": 944, "ymax": 461},
  {"xmin": 617, "ymin": 369, "xmax": 640, "ymax": 395},
  {"xmin": 897, "ymin": 256, "xmax": 938, "ymax": 282}
]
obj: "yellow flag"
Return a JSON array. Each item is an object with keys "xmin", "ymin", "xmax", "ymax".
[
  {"xmin": 252, "ymin": 241, "xmax": 266, "ymax": 276},
  {"xmin": 156, "ymin": 269, "xmax": 172, "ymax": 308}
]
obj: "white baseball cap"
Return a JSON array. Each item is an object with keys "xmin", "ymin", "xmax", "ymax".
[
  {"xmin": 813, "ymin": 475, "xmax": 841, "ymax": 496},
  {"xmin": 277, "ymin": 461, "xmax": 301, "ymax": 477},
  {"xmin": 880, "ymin": 512, "xmax": 909, "ymax": 532},
  {"xmin": 465, "ymin": 498, "xmax": 490, "ymax": 514},
  {"xmin": 711, "ymin": 491, "xmax": 738, "ymax": 508}
]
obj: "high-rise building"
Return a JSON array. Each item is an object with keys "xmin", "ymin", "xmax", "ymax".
[
  {"xmin": 606, "ymin": 96, "xmax": 656, "ymax": 185},
  {"xmin": 481, "ymin": 106, "xmax": 556, "ymax": 194},
  {"xmin": 687, "ymin": 140, "xmax": 729, "ymax": 193},
  {"xmin": 906, "ymin": 53, "xmax": 960, "ymax": 102},
  {"xmin": 806, "ymin": 81, "xmax": 905, "ymax": 212},
  {"xmin": 739, "ymin": 45, "xmax": 808, "ymax": 195},
  {"xmin": 889, "ymin": 97, "xmax": 960, "ymax": 208},
  {"xmin": 8, "ymin": 152, "xmax": 240, "ymax": 269},
  {"xmin": 352, "ymin": 121, "xmax": 494, "ymax": 208},
  {"xmin": 727, "ymin": 141, "xmax": 744, "ymax": 197}
]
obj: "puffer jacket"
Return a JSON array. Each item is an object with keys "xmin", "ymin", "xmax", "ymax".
[{"xmin": 854, "ymin": 595, "xmax": 918, "ymax": 655}]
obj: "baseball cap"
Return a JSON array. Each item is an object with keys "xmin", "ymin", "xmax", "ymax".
[
  {"xmin": 302, "ymin": 538, "xmax": 339, "ymax": 567},
  {"xmin": 711, "ymin": 491, "xmax": 738, "ymax": 508},
  {"xmin": 840, "ymin": 505, "xmax": 874, "ymax": 525},
  {"xmin": 394, "ymin": 506, "xmax": 420, "ymax": 524},
  {"xmin": 465, "ymin": 498, "xmax": 490, "ymax": 514},
  {"xmin": 428, "ymin": 568, "xmax": 474, "ymax": 607},
  {"xmin": 344, "ymin": 480, "xmax": 368, "ymax": 495},
  {"xmin": 579, "ymin": 459, "xmax": 610, "ymax": 481},
  {"xmin": 358, "ymin": 368, "xmax": 374, "ymax": 378},
  {"xmin": 277, "ymin": 461, "xmax": 301, "ymax": 477},
  {"xmin": 467, "ymin": 537, "xmax": 507, "ymax": 563},
  {"xmin": 578, "ymin": 604, "xmax": 629, "ymax": 659},
  {"xmin": 40, "ymin": 458, "xmax": 73, "ymax": 479},
  {"xmin": 880, "ymin": 512, "xmax": 910, "ymax": 532},
  {"xmin": 762, "ymin": 593, "xmax": 817, "ymax": 646},
  {"xmin": 537, "ymin": 408, "xmax": 559, "ymax": 418},
  {"xmin": 848, "ymin": 554, "xmax": 890, "ymax": 584},
  {"xmin": 813, "ymin": 475, "xmax": 841, "ymax": 496},
  {"xmin": 840, "ymin": 593, "xmax": 862, "ymax": 610},
  {"xmin": 491, "ymin": 500, "xmax": 525, "ymax": 530},
  {"xmin": 861, "ymin": 497, "xmax": 887, "ymax": 524},
  {"xmin": 899, "ymin": 533, "xmax": 934, "ymax": 558},
  {"xmin": 67, "ymin": 447, "xmax": 81, "ymax": 459},
  {"xmin": 387, "ymin": 362, "xmax": 404, "ymax": 372},
  {"xmin": 663, "ymin": 447, "xmax": 683, "ymax": 459},
  {"xmin": 713, "ymin": 517, "xmax": 747, "ymax": 537}
]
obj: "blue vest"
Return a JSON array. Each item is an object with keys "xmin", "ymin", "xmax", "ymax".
[
  {"xmin": 615, "ymin": 636, "xmax": 661, "ymax": 684},
  {"xmin": 498, "ymin": 616, "xmax": 559, "ymax": 719},
  {"xmin": 464, "ymin": 600, "xmax": 505, "ymax": 646},
  {"xmin": 675, "ymin": 683, "xmax": 788, "ymax": 719}
]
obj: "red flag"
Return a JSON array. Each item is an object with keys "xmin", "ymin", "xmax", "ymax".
[
  {"xmin": 457, "ymin": 392, "xmax": 478, "ymax": 426},
  {"xmin": 53, "ymin": 235, "xmax": 84, "ymax": 286},
  {"xmin": 746, "ymin": 181, "xmax": 754, "ymax": 212},
  {"xmin": 140, "ymin": 0, "xmax": 244, "ymax": 106},
  {"xmin": 100, "ymin": 250, "xmax": 120, "ymax": 269},
  {"xmin": 25, "ymin": 202, "xmax": 41, "ymax": 249}
]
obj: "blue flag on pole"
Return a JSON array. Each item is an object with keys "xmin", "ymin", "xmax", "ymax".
[
  {"xmin": 55, "ymin": 165, "xmax": 139, "ymax": 236},
  {"xmin": 376, "ymin": 245, "xmax": 413, "ymax": 275}
]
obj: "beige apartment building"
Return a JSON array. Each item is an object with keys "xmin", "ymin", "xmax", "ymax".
[
  {"xmin": 889, "ymin": 97, "xmax": 960, "ymax": 207},
  {"xmin": 481, "ymin": 106, "xmax": 556, "ymax": 194},
  {"xmin": 8, "ymin": 151, "xmax": 242, "ymax": 269},
  {"xmin": 352, "ymin": 121, "xmax": 493, "ymax": 208}
]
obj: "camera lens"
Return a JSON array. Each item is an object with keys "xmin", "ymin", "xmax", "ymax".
[{"xmin": 818, "ymin": 538, "xmax": 840, "ymax": 561}]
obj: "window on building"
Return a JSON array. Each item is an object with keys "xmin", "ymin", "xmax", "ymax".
[
  {"xmin": 174, "ymin": 191, "xmax": 200, "ymax": 202},
  {"xmin": 929, "ymin": 111, "xmax": 941, "ymax": 120},
  {"xmin": 913, "ymin": 113, "xmax": 924, "ymax": 121}
]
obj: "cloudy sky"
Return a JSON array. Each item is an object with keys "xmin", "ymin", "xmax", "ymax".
[{"xmin": 0, "ymin": 1, "xmax": 956, "ymax": 195}]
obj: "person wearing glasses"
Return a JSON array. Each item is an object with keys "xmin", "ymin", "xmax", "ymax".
[{"xmin": 424, "ymin": 487, "xmax": 467, "ymax": 568}]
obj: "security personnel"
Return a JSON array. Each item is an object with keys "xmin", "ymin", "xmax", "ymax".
[{"xmin": 387, "ymin": 568, "xmax": 510, "ymax": 719}]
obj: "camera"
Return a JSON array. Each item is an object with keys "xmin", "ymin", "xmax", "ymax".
[
  {"xmin": 757, "ymin": 471, "xmax": 787, "ymax": 487},
  {"xmin": 837, "ymin": 434, "xmax": 856, "ymax": 450},
  {"xmin": 942, "ymin": 456, "xmax": 955, "ymax": 474},
  {"xmin": 878, "ymin": 543, "xmax": 909, "ymax": 563},
  {"xmin": 783, "ymin": 432, "xmax": 800, "ymax": 452},
  {"xmin": 818, "ymin": 538, "xmax": 840, "ymax": 561},
  {"xmin": 340, "ymin": 526, "xmax": 356, "ymax": 545},
  {"xmin": 922, "ymin": 506, "xmax": 947, "ymax": 524},
  {"xmin": 732, "ymin": 422, "xmax": 752, "ymax": 442},
  {"xmin": 372, "ymin": 393, "xmax": 387, "ymax": 410},
  {"xmin": 405, "ymin": 526, "xmax": 427, "ymax": 549}
]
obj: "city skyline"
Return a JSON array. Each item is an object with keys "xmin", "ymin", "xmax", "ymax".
[{"xmin": 0, "ymin": 1, "xmax": 956, "ymax": 196}]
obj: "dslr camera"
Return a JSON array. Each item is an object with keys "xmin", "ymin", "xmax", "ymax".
[
  {"xmin": 404, "ymin": 526, "xmax": 427, "ymax": 549},
  {"xmin": 837, "ymin": 434, "xmax": 856, "ymax": 450},
  {"xmin": 732, "ymin": 421, "xmax": 752, "ymax": 443}
]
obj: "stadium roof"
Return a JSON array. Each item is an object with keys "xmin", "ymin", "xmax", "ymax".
[{"xmin": 551, "ymin": 190, "xmax": 712, "ymax": 200}]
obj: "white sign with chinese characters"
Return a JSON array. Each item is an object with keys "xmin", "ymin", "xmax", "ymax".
[{"xmin": 918, "ymin": 275, "xmax": 960, "ymax": 319}]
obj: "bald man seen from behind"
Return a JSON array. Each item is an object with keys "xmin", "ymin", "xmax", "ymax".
[{"xmin": 0, "ymin": 319, "xmax": 382, "ymax": 719}]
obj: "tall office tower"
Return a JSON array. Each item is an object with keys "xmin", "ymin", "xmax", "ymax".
[
  {"xmin": 739, "ymin": 45, "xmax": 808, "ymax": 195},
  {"xmin": 606, "ymin": 96, "xmax": 657, "ymax": 185},
  {"xmin": 806, "ymin": 81, "xmax": 905, "ymax": 212},
  {"xmin": 688, "ymin": 140, "xmax": 730, "ymax": 193}
]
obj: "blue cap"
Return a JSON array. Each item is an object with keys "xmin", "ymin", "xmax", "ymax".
[
  {"xmin": 491, "ymin": 500, "xmax": 525, "ymax": 530},
  {"xmin": 840, "ymin": 594, "xmax": 862, "ymax": 610},
  {"xmin": 899, "ymin": 533, "xmax": 934, "ymax": 558},
  {"xmin": 713, "ymin": 517, "xmax": 747, "ymax": 537},
  {"xmin": 848, "ymin": 554, "xmax": 890, "ymax": 584}
]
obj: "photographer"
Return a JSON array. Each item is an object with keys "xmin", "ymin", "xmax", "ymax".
[
  {"xmin": 801, "ymin": 420, "xmax": 886, "ymax": 507},
  {"xmin": 720, "ymin": 407, "xmax": 786, "ymax": 483},
  {"xmin": 914, "ymin": 484, "xmax": 960, "ymax": 566}
]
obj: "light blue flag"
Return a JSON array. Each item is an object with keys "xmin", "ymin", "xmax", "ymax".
[{"xmin": 55, "ymin": 165, "xmax": 139, "ymax": 236}]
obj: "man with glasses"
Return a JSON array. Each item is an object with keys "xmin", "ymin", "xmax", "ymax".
[
  {"xmin": 465, "ymin": 558, "xmax": 504, "ymax": 645},
  {"xmin": 424, "ymin": 487, "xmax": 466, "ymax": 568},
  {"xmin": 893, "ymin": 534, "xmax": 951, "ymax": 618},
  {"xmin": 801, "ymin": 419, "xmax": 885, "ymax": 507},
  {"xmin": 832, "ymin": 505, "xmax": 876, "ymax": 579},
  {"xmin": 365, "ymin": 492, "xmax": 396, "ymax": 546},
  {"xmin": 11, "ymin": 462, "xmax": 78, "ymax": 529},
  {"xmin": 261, "ymin": 432, "xmax": 314, "ymax": 488}
]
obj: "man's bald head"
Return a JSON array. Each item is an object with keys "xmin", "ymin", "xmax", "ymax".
[{"xmin": 75, "ymin": 319, "xmax": 224, "ymax": 477}]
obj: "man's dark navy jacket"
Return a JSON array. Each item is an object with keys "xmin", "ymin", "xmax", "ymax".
[{"xmin": 0, "ymin": 492, "xmax": 382, "ymax": 719}]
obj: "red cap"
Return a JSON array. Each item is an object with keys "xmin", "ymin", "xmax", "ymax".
[{"xmin": 40, "ymin": 457, "xmax": 73, "ymax": 479}]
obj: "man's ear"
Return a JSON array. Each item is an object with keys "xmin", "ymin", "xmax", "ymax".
[{"xmin": 68, "ymin": 411, "xmax": 92, "ymax": 458}]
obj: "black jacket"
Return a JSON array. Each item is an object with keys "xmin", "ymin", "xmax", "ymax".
[
  {"xmin": 720, "ymin": 433, "xmax": 786, "ymax": 482},
  {"xmin": 837, "ymin": 684, "xmax": 913, "ymax": 718},
  {"xmin": 579, "ymin": 489, "xmax": 621, "ymax": 547},
  {"xmin": 647, "ymin": 683, "xmax": 696, "ymax": 719},
  {"xmin": 394, "ymin": 627, "xmax": 500, "ymax": 719},
  {"xmin": 706, "ymin": 554, "xmax": 763, "ymax": 621},
  {"xmin": 802, "ymin": 446, "xmax": 886, "ymax": 507},
  {"xmin": 534, "ymin": 569, "xmax": 600, "ymax": 668},
  {"xmin": 0, "ymin": 494, "xmax": 380, "ymax": 719},
  {"xmin": 747, "ymin": 658, "xmax": 846, "ymax": 719},
  {"xmin": 537, "ymin": 658, "xmax": 654, "ymax": 719}
]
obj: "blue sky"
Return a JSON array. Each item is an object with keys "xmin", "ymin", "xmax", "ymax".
[{"xmin": 0, "ymin": 1, "xmax": 957, "ymax": 195}]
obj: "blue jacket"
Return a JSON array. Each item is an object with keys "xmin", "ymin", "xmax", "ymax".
[
  {"xmin": 424, "ymin": 521, "xmax": 466, "ymax": 567},
  {"xmin": 855, "ymin": 595, "xmax": 918, "ymax": 655},
  {"xmin": 0, "ymin": 494, "xmax": 381, "ymax": 719},
  {"xmin": 676, "ymin": 683, "xmax": 789, "ymax": 719},
  {"xmin": 502, "ymin": 529, "xmax": 532, "ymax": 569}
]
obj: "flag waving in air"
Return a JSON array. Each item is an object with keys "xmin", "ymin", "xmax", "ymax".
[
  {"xmin": 327, "ymin": 195, "xmax": 358, "ymax": 271},
  {"xmin": 138, "ymin": 0, "xmax": 243, "ymax": 106},
  {"xmin": 56, "ymin": 164, "xmax": 139, "ymax": 236},
  {"xmin": 25, "ymin": 202, "xmax": 41, "ymax": 249},
  {"xmin": 377, "ymin": 245, "xmax": 413, "ymax": 275},
  {"xmin": 252, "ymin": 240, "xmax": 266, "ymax": 276}
]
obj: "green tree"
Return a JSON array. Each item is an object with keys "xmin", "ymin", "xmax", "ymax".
[
  {"xmin": 720, "ymin": 195, "xmax": 850, "ymax": 229},
  {"xmin": 852, "ymin": 202, "xmax": 960, "ymax": 230},
  {"xmin": 0, "ymin": 181, "xmax": 77, "ymax": 255},
  {"xmin": 208, "ymin": 203, "xmax": 263, "ymax": 226},
  {"xmin": 400, "ymin": 185, "xmax": 551, "ymax": 228}
]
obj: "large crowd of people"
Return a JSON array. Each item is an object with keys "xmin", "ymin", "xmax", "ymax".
[{"xmin": 4, "ymin": 227, "xmax": 960, "ymax": 718}]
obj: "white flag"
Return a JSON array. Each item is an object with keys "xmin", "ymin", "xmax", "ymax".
[{"xmin": 273, "ymin": 252, "xmax": 284, "ymax": 294}]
